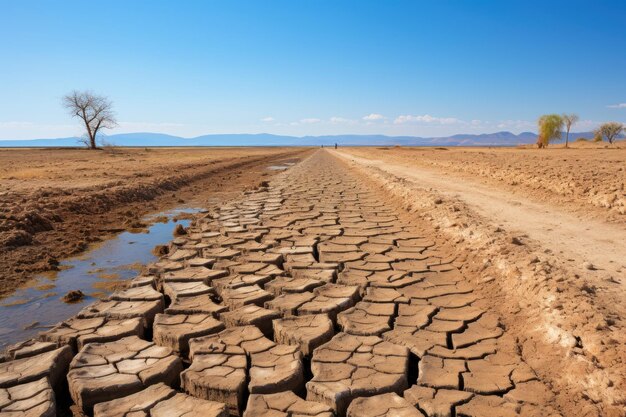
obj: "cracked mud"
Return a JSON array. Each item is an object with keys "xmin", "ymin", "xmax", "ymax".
[{"xmin": 0, "ymin": 150, "xmax": 564, "ymax": 416}]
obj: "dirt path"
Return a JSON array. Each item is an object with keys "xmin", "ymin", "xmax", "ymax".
[
  {"xmin": 340, "ymin": 146, "xmax": 626, "ymax": 226},
  {"xmin": 2, "ymin": 149, "xmax": 577, "ymax": 417},
  {"xmin": 335, "ymin": 150, "xmax": 626, "ymax": 279}
]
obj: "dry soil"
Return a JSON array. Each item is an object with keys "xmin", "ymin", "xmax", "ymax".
[
  {"xmin": 1, "ymin": 146, "xmax": 624, "ymax": 417},
  {"xmin": 0, "ymin": 147, "xmax": 312, "ymax": 297},
  {"xmin": 336, "ymin": 145, "xmax": 626, "ymax": 415}
]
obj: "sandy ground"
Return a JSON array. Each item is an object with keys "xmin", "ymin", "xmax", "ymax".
[
  {"xmin": 342, "ymin": 144, "xmax": 626, "ymax": 224},
  {"xmin": 336, "ymin": 146, "xmax": 626, "ymax": 415},
  {"xmin": 0, "ymin": 147, "xmax": 313, "ymax": 297}
]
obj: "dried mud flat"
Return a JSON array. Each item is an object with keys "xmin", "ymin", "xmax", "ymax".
[
  {"xmin": 0, "ymin": 149, "xmax": 624, "ymax": 416},
  {"xmin": 0, "ymin": 147, "xmax": 311, "ymax": 297},
  {"xmin": 336, "ymin": 146, "xmax": 626, "ymax": 416}
]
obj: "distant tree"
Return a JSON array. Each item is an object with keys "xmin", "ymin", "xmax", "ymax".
[
  {"xmin": 561, "ymin": 113, "xmax": 579, "ymax": 148},
  {"xmin": 595, "ymin": 122, "xmax": 624, "ymax": 145},
  {"xmin": 537, "ymin": 114, "xmax": 564, "ymax": 148},
  {"xmin": 62, "ymin": 91, "xmax": 117, "ymax": 149}
]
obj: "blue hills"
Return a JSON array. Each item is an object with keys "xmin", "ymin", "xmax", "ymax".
[{"xmin": 0, "ymin": 131, "xmax": 607, "ymax": 147}]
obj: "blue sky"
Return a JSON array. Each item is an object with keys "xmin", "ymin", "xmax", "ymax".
[{"xmin": 1, "ymin": 0, "xmax": 625, "ymax": 139}]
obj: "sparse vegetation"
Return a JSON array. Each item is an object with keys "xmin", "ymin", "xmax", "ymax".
[
  {"xmin": 595, "ymin": 122, "xmax": 624, "ymax": 145},
  {"xmin": 63, "ymin": 91, "xmax": 117, "ymax": 149},
  {"xmin": 537, "ymin": 114, "xmax": 564, "ymax": 148},
  {"xmin": 561, "ymin": 113, "xmax": 579, "ymax": 148},
  {"xmin": 532, "ymin": 113, "xmax": 624, "ymax": 149}
]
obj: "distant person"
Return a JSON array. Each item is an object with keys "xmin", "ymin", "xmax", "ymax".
[
  {"xmin": 334, "ymin": 143, "xmax": 337, "ymax": 149},
  {"xmin": 321, "ymin": 144, "xmax": 324, "ymax": 148}
]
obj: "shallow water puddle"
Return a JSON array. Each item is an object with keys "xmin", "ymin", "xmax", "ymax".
[
  {"xmin": 267, "ymin": 160, "xmax": 297, "ymax": 170},
  {"xmin": 0, "ymin": 208, "xmax": 199, "ymax": 348}
]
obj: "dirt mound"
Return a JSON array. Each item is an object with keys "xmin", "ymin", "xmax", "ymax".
[{"xmin": 1, "ymin": 230, "xmax": 33, "ymax": 247}]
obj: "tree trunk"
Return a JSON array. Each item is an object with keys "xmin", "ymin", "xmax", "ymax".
[
  {"xmin": 565, "ymin": 128, "xmax": 570, "ymax": 148},
  {"xmin": 81, "ymin": 109, "xmax": 96, "ymax": 149},
  {"xmin": 537, "ymin": 136, "xmax": 544, "ymax": 149}
]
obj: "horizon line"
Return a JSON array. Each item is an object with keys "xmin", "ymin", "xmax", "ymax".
[{"xmin": 0, "ymin": 129, "xmax": 602, "ymax": 142}]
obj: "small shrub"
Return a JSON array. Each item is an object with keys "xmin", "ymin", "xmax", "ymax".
[
  {"xmin": 595, "ymin": 122, "xmax": 624, "ymax": 144},
  {"xmin": 575, "ymin": 138, "xmax": 588, "ymax": 142}
]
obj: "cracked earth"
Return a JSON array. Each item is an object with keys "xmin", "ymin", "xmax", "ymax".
[{"xmin": 0, "ymin": 150, "xmax": 604, "ymax": 416}]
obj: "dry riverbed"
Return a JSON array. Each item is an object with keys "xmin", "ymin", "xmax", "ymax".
[
  {"xmin": 0, "ymin": 148, "xmax": 624, "ymax": 416},
  {"xmin": 0, "ymin": 147, "xmax": 312, "ymax": 297}
]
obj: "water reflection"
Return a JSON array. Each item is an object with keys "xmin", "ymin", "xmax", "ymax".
[{"xmin": 0, "ymin": 208, "xmax": 199, "ymax": 348}]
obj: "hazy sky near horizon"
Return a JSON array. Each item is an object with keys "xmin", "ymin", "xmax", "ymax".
[{"xmin": 1, "ymin": 0, "xmax": 626, "ymax": 140}]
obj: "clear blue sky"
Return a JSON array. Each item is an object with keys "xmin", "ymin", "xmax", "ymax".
[{"xmin": 1, "ymin": 0, "xmax": 625, "ymax": 139}]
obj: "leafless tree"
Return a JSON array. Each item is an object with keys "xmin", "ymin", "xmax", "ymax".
[
  {"xmin": 595, "ymin": 122, "xmax": 624, "ymax": 145},
  {"xmin": 561, "ymin": 113, "xmax": 579, "ymax": 148},
  {"xmin": 62, "ymin": 91, "xmax": 117, "ymax": 149}
]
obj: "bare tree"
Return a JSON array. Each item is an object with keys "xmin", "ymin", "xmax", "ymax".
[
  {"xmin": 595, "ymin": 122, "xmax": 624, "ymax": 145},
  {"xmin": 537, "ymin": 114, "xmax": 563, "ymax": 148},
  {"xmin": 62, "ymin": 91, "xmax": 117, "ymax": 149},
  {"xmin": 561, "ymin": 113, "xmax": 579, "ymax": 148}
]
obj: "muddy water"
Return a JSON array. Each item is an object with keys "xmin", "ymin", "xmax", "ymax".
[{"xmin": 0, "ymin": 208, "xmax": 199, "ymax": 349}]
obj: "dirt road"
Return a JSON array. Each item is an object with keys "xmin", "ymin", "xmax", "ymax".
[
  {"xmin": 3, "ymin": 150, "xmax": 620, "ymax": 417},
  {"xmin": 340, "ymin": 145, "xmax": 626, "ymax": 225}
]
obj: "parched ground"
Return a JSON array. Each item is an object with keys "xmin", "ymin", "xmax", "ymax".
[
  {"xmin": 336, "ymin": 146, "xmax": 626, "ymax": 416},
  {"xmin": 341, "ymin": 143, "xmax": 626, "ymax": 223},
  {"xmin": 0, "ymin": 147, "xmax": 312, "ymax": 297},
  {"xmin": 1, "ymin": 149, "xmax": 623, "ymax": 417}
]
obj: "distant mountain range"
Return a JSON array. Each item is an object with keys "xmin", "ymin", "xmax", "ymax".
[{"xmin": 0, "ymin": 131, "xmax": 613, "ymax": 147}]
